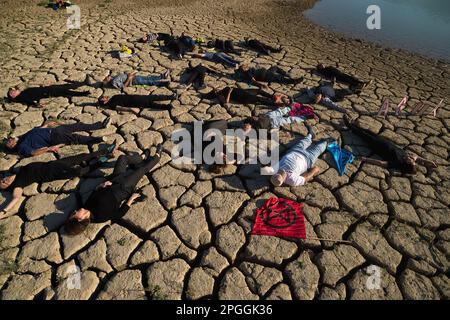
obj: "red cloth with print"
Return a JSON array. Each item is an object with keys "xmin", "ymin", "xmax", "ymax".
[
  {"xmin": 288, "ymin": 103, "xmax": 317, "ymax": 119},
  {"xmin": 252, "ymin": 197, "xmax": 306, "ymax": 239}
]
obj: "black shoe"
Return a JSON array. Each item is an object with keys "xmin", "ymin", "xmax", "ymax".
[
  {"xmin": 155, "ymin": 144, "xmax": 163, "ymax": 157},
  {"xmin": 305, "ymin": 124, "xmax": 316, "ymax": 140},
  {"xmin": 343, "ymin": 114, "xmax": 353, "ymax": 128},
  {"xmin": 103, "ymin": 116, "xmax": 112, "ymax": 128},
  {"xmin": 143, "ymin": 148, "xmax": 151, "ymax": 161}
]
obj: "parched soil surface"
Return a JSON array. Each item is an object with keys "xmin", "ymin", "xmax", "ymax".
[{"xmin": 0, "ymin": 0, "xmax": 449, "ymax": 300}]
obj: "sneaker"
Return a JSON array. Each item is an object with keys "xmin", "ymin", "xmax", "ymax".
[
  {"xmin": 162, "ymin": 70, "xmax": 170, "ymax": 79},
  {"xmin": 305, "ymin": 124, "xmax": 316, "ymax": 139},
  {"xmin": 84, "ymin": 74, "xmax": 95, "ymax": 86}
]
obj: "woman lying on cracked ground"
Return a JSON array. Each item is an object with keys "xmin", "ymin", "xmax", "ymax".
[
  {"xmin": 64, "ymin": 144, "xmax": 163, "ymax": 236},
  {"xmin": 343, "ymin": 115, "xmax": 438, "ymax": 174},
  {"xmin": 200, "ymin": 86, "xmax": 287, "ymax": 107},
  {"xmin": 0, "ymin": 142, "xmax": 117, "ymax": 220}
]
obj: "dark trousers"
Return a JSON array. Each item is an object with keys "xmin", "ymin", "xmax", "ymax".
[
  {"xmin": 346, "ymin": 120, "xmax": 396, "ymax": 162},
  {"xmin": 318, "ymin": 67, "xmax": 365, "ymax": 89},
  {"xmin": 46, "ymin": 149, "xmax": 107, "ymax": 181},
  {"xmin": 186, "ymin": 65, "xmax": 207, "ymax": 86},
  {"xmin": 247, "ymin": 40, "xmax": 281, "ymax": 55},
  {"xmin": 146, "ymin": 95, "xmax": 175, "ymax": 110},
  {"xmin": 50, "ymin": 122, "xmax": 104, "ymax": 145},
  {"xmin": 264, "ymin": 66, "xmax": 297, "ymax": 84},
  {"xmin": 109, "ymin": 153, "xmax": 160, "ymax": 202},
  {"xmin": 231, "ymin": 88, "xmax": 274, "ymax": 105},
  {"xmin": 47, "ymin": 83, "xmax": 90, "ymax": 97}
]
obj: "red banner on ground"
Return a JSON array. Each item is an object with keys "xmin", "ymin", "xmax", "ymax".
[{"xmin": 252, "ymin": 197, "xmax": 306, "ymax": 239}]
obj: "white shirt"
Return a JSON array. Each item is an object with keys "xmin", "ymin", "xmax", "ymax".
[{"xmin": 263, "ymin": 152, "xmax": 307, "ymax": 186}]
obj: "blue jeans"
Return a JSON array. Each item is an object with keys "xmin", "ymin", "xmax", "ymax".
[
  {"xmin": 288, "ymin": 134, "xmax": 327, "ymax": 168},
  {"xmin": 132, "ymin": 75, "xmax": 164, "ymax": 86},
  {"xmin": 267, "ymin": 106, "xmax": 307, "ymax": 129},
  {"xmin": 212, "ymin": 52, "xmax": 238, "ymax": 68}
]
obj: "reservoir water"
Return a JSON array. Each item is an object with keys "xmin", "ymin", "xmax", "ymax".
[{"xmin": 304, "ymin": 0, "xmax": 450, "ymax": 62}]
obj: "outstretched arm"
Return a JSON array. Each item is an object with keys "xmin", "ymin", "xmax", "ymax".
[
  {"xmin": 111, "ymin": 193, "xmax": 141, "ymax": 220},
  {"xmin": 30, "ymin": 145, "xmax": 61, "ymax": 157},
  {"xmin": 124, "ymin": 72, "xmax": 136, "ymax": 88},
  {"xmin": 360, "ymin": 156, "xmax": 388, "ymax": 168},
  {"xmin": 250, "ymin": 77, "xmax": 267, "ymax": 89},
  {"xmin": 415, "ymin": 156, "xmax": 437, "ymax": 169},
  {"xmin": 301, "ymin": 166, "xmax": 321, "ymax": 184},
  {"xmin": 0, "ymin": 187, "xmax": 23, "ymax": 219}
]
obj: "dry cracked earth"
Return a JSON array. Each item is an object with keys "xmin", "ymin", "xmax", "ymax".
[{"xmin": 0, "ymin": 0, "xmax": 449, "ymax": 300}]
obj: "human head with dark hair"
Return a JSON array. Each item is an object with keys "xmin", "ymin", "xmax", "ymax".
[
  {"xmin": 317, "ymin": 63, "xmax": 325, "ymax": 70},
  {"xmin": 0, "ymin": 173, "xmax": 15, "ymax": 190},
  {"xmin": 209, "ymin": 163, "xmax": 227, "ymax": 175},
  {"xmin": 64, "ymin": 208, "xmax": 91, "ymax": 236},
  {"xmin": 98, "ymin": 95, "xmax": 110, "ymax": 106},
  {"xmin": 242, "ymin": 117, "xmax": 256, "ymax": 133},
  {"xmin": 402, "ymin": 155, "xmax": 418, "ymax": 175},
  {"xmin": 7, "ymin": 87, "xmax": 20, "ymax": 100},
  {"xmin": 5, "ymin": 137, "xmax": 18, "ymax": 151}
]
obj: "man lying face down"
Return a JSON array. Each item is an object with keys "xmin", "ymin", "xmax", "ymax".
[
  {"xmin": 64, "ymin": 144, "xmax": 163, "ymax": 236},
  {"xmin": 98, "ymin": 93, "xmax": 176, "ymax": 114},
  {"xmin": 0, "ymin": 143, "xmax": 116, "ymax": 219}
]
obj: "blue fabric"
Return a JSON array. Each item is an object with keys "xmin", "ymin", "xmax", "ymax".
[
  {"xmin": 17, "ymin": 128, "xmax": 52, "ymax": 156},
  {"xmin": 326, "ymin": 141, "xmax": 353, "ymax": 176},
  {"xmin": 132, "ymin": 75, "xmax": 163, "ymax": 86}
]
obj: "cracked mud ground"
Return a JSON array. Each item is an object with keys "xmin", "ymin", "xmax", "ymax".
[{"xmin": 0, "ymin": 0, "xmax": 449, "ymax": 300}]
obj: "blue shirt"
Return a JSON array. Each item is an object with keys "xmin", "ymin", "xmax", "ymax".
[
  {"xmin": 111, "ymin": 73, "xmax": 128, "ymax": 89},
  {"xmin": 17, "ymin": 128, "xmax": 52, "ymax": 156}
]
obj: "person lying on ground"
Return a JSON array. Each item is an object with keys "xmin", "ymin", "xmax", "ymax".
[
  {"xmin": 0, "ymin": 143, "xmax": 116, "ymax": 220},
  {"xmin": 343, "ymin": 115, "xmax": 437, "ymax": 174},
  {"xmin": 235, "ymin": 64, "xmax": 304, "ymax": 89},
  {"xmin": 315, "ymin": 64, "xmax": 370, "ymax": 93},
  {"xmin": 64, "ymin": 144, "xmax": 163, "ymax": 235},
  {"xmin": 98, "ymin": 93, "xmax": 177, "ymax": 114},
  {"xmin": 201, "ymin": 86, "xmax": 283, "ymax": 107},
  {"xmin": 261, "ymin": 125, "xmax": 332, "ymax": 186},
  {"xmin": 189, "ymin": 49, "xmax": 239, "ymax": 68},
  {"xmin": 244, "ymin": 38, "xmax": 282, "ymax": 55},
  {"xmin": 7, "ymin": 76, "xmax": 93, "ymax": 108},
  {"xmin": 102, "ymin": 71, "xmax": 170, "ymax": 91},
  {"xmin": 150, "ymin": 33, "xmax": 195, "ymax": 59},
  {"xmin": 243, "ymin": 101, "xmax": 317, "ymax": 131},
  {"xmin": 200, "ymin": 120, "xmax": 237, "ymax": 174},
  {"xmin": 207, "ymin": 39, "xmax": 241, "ymax": 55},
  {"xmin": 5, "ymin": 118, "xmax": 111, "ymax": 157},
  {"xmin": 180, "ymin": 62, "xmax": 223, "ymax": 90},
  {"xmin": 300, "ymin": 81, "xmax": 352, "ymax": 114}
]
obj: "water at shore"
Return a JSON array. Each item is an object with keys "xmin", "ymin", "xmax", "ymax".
[{"xmin": 304, "ymin": 0, "xmax": 450, "ymax": 62}]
